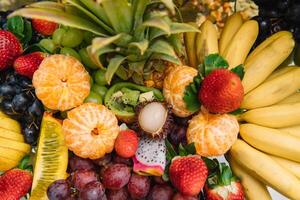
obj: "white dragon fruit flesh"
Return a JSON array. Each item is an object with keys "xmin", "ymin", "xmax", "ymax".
[{"xmin": 133, "ymin": 136, "xmax": 166, "ymax": 176}]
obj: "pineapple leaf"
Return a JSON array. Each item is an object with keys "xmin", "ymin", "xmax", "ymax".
[
  {"xmin": 129, "ymin": 40, "xmax": 149, "ymax": 55},
  {"xmin": 158, "ymin": 0, "xmax": 175, "ymax": 15},
  {"xmin": 28, "ymin": 1, "xmax": 65, "ymax": 11},
  {"xmin": 167, "ymin": 34, "xmax": 184, "ymax": 56},
  {"xmin": 148, "ymin": 40, "xmax": 177, "ymax": 58},
  {"xmin": 151, "ymin": 53, "xmax": 181, "ymax": 65},
  {"xmin": 143, "ymin": 17, "xmax": 171, "ymax": 36},
  {"xmin": 9, "ymin": 7, "xmax": 107, "ymax": 36},
  {"xmin": 87, "ymin": 45, "xmax": 115, "ymax": 68},
  {"xmin": 116, "ymin": 65, "xmax": 130, "ymax": 80},
  {"xmin": 79, "ymin": 0, "xmax": 111, "ymax": 25},
  {"xmin": 128, "ymin": 61, "xmax": 146, "ymax": 75},
  {"xmin": 170, "ymin": 22, "xmax": 199, "ymax": 34},
  {"xmin": 132, "ymin": 0, "xmax": 150, "ymax": 30},
  {"xmin": 91, "ymin": 34, "xmax": 122, "ymax": 53},
  {"xmin": 105, "ymin": 55, "xmax": 127, "ymax": 84}
]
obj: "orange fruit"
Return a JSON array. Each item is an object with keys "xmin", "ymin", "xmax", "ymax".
[
  {"xmin": 32, "ymin": 54, "xmax": 90, "ymax": 111},
  {"xmin": 163, "ymin": 66, "xmax": 198, "ymax": 117},
  {"xmin": 63, "ymin": 103, "xmax": 119, "ymax": 159},
  {"xmin": 187, "ymin": 108, "xmax": 239, "ymax": 156}
]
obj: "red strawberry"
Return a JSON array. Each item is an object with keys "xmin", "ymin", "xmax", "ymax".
[
  {"xmin": 14, "ymin": 52, "xmax": 46, "ymax": 78},
  {"xmin": 199, "ymin": 68, "xmax": 244, "ymax": 114},
  {"xmin": 0, "ymin": 169, "xmax": 33, "ymax": 200},
  {"xmin": 32, "ymin": 19, "xmax": 58, "ymax": 36},
  {"xmin": 169, "ymin": 155, "xmax": 208, "ymax": 196},
  {"xmin": 115, "ymin": 129, "xmax": 139, "ymax": 158},
  {"xmin": 0, "ymin": 30, "xmax": 23, "ymax": 71}
]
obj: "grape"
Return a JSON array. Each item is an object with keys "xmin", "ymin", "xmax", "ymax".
[
  {"xmin": 47, "ymin": 179, "xmax": 71, "ymax": 200},
  {"xmin": 270, "ymin": 19, "xmax": 289, "ymax": 34},
  {"xmin": 174, "ymin": 116, "xmax": 190, "ymax": 127},
  {"xmin": 83, "ymin": 31, "xmax": 94, "ymax": 44},
  {"xmin": 93, "ymin": 154, "xmax": 112, "ymax": 167},
  {"xmin": 69, "ymin": 155, "xmax": 95, "ymax": 172},
  {"xmin": 12, "ymin": 93, "xmax": 30, "ymax": 112},
  {"xmin": 153, "ymin": 176, "xmax": 165, "ymax": 184},
  {"xmin": 147, "ymin": 185, "xmax": 174, "ymax": 200},
  {"xmin": 28, "ymin": 99, "xmax": 44, "ymax": 117},
  {"xmin": 61, "ymin": 28, "xmax": 84, "ymax": 48},
  {"xmin": 53, "ymin": 28, "xmax": 67, "ymax": 45},
  {"xmin": 172, "ymin": 193, "xmax": 198, "ymax": 200},
  {"xmin": 106, "ymin": 187, "xmax": 129, "ymax": 200},
  {"xmin": 277, "ymin": 0, "xmax": 291, "ymax": 13},
  {"xmin": 79, "ymin": 181, "xmax": 106, "ymax": 200},
  {"xmin": 39, "ymin": 38, "xmax": 56, "ymax": 53},
  {"xmin": 18, "ymin": 77, "xmax": 32, "ymax": 89},
  {"xmin": 91, "ymin": 84, "xmax": 108, "ymax": 99},
  {"xmin": 94, "ymin": 69, "xmax": 108, "ymax": 86},
  {"xmin": 112, "ymin": 155, "xmax": 133, "ymax": 166},
  {"xmin": 1, "ymin": 99, "xmax": 15, "ymax": 115},
  {"xmin": 294, "ymin": 44, "xmax": 300, "ymax": 65},
  {"xmin": 127, "ymin": 174, "xmax": 150, "ymax": 199},
  {"xmin": 60, "ymin": 47, "xmax": 82, "ymax": 62},
  {"xmin": 168, "ymin": 125, "xmax": 187, "ymax": 146},
  {"xmin": 84, "ymin": 91, "xmax": 103, "ymax": 104},
  {"xmin": 71, "ymin": 170, "xmax": 98, "ymax": 191},
  {"xmin": 102, "ymin": 164, "xmax": 131, "ymax": 190},
  {"xmin": 0, "ymin": 83, "xmax": 18, "ymax": 98},
  {"xmin": 79, "ymin": 48, "xmax": 98, "ymax": 69},
  {"xmin": 287, "ymin": 4, "xmax": 300, "ymax": 24},
  {"xmin": 23, "ymin": 125, "xmax": 39, "ymax": 145}
]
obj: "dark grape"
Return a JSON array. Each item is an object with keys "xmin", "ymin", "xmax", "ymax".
[
  {"xmin": 260, "ymin": 8, "xmax": 281, "ymax": 18},
  {"xmin": 286, "ymin": 4, "xmax": 300, "ymax": 24},
  {"xmin": 277, "ymin": 0, "xmax": 291, "ymax": 13},
  {"xmin": 71, "ymin": 170, "xmax": 98, "ymax": 191},
  {"xmin": 153, "ymin": 176, "xmax": 165, "ymax": 184},
  {"xmin": 168, "ymin": 125, "xmax": 187, "ymax": 146},
  {"xmin": 79, "ymin": 181, "xmax": 106, "ymax": 200},
  {"xmin": 1, "ymin": 99, "xmax": 16, "ymax": 116},
  {"xmin": 93, "ymin": 154, "xmax": 112, "ymax": 167},
  {"xmin": 147, "ymin": 185, "xmax": 173, "ymax": 200},
  {"xmin": 102, "ymin": 164, "xmax": 131, "ymax": 190},
  {"xmin": 174, "ymin": 116, "xmax": 190, "ymax": 127},
  {"xmin": 0, "ymin": 83, "xmax": 17, "ymax": 98},
  {"xmin": 172, "ymin": 193, "xmax": 198, "ymax": 200},
  {"xmin": 127, "ymin": 174, "xmax": 150, "ymax": 199},
  {"xmin": 47, "ymin": 179, "xmax": 71, "ymax": 200},
  {"xmin": 18, "ymin": 76, "xmax": 32, "ymax": 89},
  {"xmin": 12, "ymin": 93, "xmax": 31, "ymax": 112},
  {"xmin": 253, "ymin": 0, "xmax": 276, "ymax": 7},
  {"xmin": 69, "ymin": 155, "xmax": 95, "ymax": 172},
  {"xmin": 112, "ymin": 155, "xmax": 132, "ymax": 166},
  {"xmin": 28, "ymin": 99, "xmax": 44, "ymax": 117},
  {"xmin": 23, "ymin": 125, "xmax": 39, "ymax": 145},
  {"xmin": 106, "ymin": 187, "xmax": 129, "ymax": 200}
]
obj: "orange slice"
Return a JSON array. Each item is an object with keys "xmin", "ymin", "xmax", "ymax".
[
  {"xmin": 63, "ymin": 103, "xmax": 120, "ymax": 159},
  {"xmin": 32, "ymin": 54, "xmax": 90, "ymax": 111}
]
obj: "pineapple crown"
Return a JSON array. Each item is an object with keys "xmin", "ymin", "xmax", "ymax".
[{"xmin": 10, "ymin": 0, "xmax": 199, "ymax": 84}]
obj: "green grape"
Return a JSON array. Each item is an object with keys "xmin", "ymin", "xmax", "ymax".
[
  {"xmin": 79, "ymin": 48, "xmax": 98, "ymax": 69},
  {"xmin": 39, "ymin": 39, "xmax": 56, "ymax": 53},
  {"xmin": 60, "ymin": 47, "xmax": 82, "ymax": 61},
  {"xmin": 61, "ymin": 28, "xmax": 83, "ymax": 48},
  {"xmin": 83, "ymin": 31, "xmax": 94, "ymax": 44},
  {"xmin": 52, "ymin": 28, "xmax": 66, "ymax": 45},
  {"xmin": 91, "ymin": 84, "xmax": 108, "ymax": 99},
  {"xmin": 84, "ymin": 91, "xmax": 103, "ymax": 104},
  {"xmin": 94, "ymin": 69, "xmax": 107, "ymax": 86}
]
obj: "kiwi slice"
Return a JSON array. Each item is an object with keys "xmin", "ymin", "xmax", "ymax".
[{"xmin": 30, "ymin": 113, "xmax": 68, "ymax": 200}]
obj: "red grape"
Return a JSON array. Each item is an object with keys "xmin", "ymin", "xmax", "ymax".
[
  {"xmin": 148, "ymin": 185, "xmax": 174, "ymax": 200},
  {"xmin": 79, "ymin": 181, "xmax": 106, "ymax": 200},
  {"xmin": 71, "ymin": 170, "xmax": 98, "ymax": 191},
  {"xmin": 102, "ymin": 164, "xmax": 131, "ymax": 190},
  {"xmin": 112, "ymin": 155, "xmax": 132, "ymax": 166},
  {"xmin": 172, "ymin": 193, "xmax": 198, "ymax": 200},
  {"xmin": 153, "ymin": 176, "xmax": 165, "ymax": 184},
  {"xmin": 106, "ymin": 187, "xmax": 129, "ymax": 200},
  {"xmin": 127, "ymin": 174, "xmax": 150, "ymax": 199},
  {"xmin": 93, "ymin": 154, "xmax": 112, "ymax": 167},
  {"xmin": 69, "ymin": 155, "xmax": 95, "ymax": 172},
  {"xmin": 47, "ymin": 179, "xmax": 71, "ymax": 200}
]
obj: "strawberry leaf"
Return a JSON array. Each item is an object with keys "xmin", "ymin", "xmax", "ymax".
[
  {"xmin": 229, "ymin": 108, "xmax": 244, "ymax": 115},
  {"xmin": 165, "ymin": 139, "xmax": 177, "ymax": 161},
  {"xmin": 204, "ymin": 54, "xmax": 228, "ymax": 76},
  {"xmin": 183, "ymin": 74, "xmax": 202, "ymax": 112},
  {"xmin": 162, "ymin": 163, "xmax": 170, "ymax": 181},
  {"xmin": 231, "ymin": 64, "xmax": 245, "ymax": 80},
  {"xmin": 220, "ymin": 163, "xmax": 232, "ymax": 186},
  {"xmin": 178, "ymin": 143, "xmax": 188, "ymax": 156},
  {"xmin": 18, "ymin": 155, "xmax": 33, "ymax": 171},
  {"xmin": 184, "ymin": 142, "xmax": 196, "ymax": 155}
]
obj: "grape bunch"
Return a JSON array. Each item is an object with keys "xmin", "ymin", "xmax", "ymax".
[{"xmin": 0, "ymin": 71, "xmax": 44, "ymax": 145}]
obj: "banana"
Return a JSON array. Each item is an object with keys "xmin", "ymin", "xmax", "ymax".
[
  {"xmin": 221, "ymin": 20, "xmax": 258, "ymax": 69},
  {"xmin": 241, "ymin": 103, "xmax": 300, "ymax": 128},
  {"xmin": 0, "ymin": 146, "xmax": 26, "ymax": 161},
  {"xmin": 0, "ymin": 116, "xmax": 21, "ymax": 133},
  {"xmin": 184, "ymin": 22, "xmax": 198, "ymax": 68},
  {"xmin": 230, "ymin": 139, "xmax": 300, "ymax": 199},
  {"xmin": 219, "ymin": 12, "xmax": 243, "ymax": 55},
  {"xmin": 241, "ymin": 68, "xmax": 300, "ymax": 109},
  {"xmin": 0, "ymin": 137, "xmax": 30, "ymax": 153},
  {"xmin": 277, "ymin": 92, "xmax": 300, "ymax": 105},
  {"xmin": 240, "ymin": 123, "xmax": 300, "ymax": 162},
  {"xmin": 269, "ymin": 155, "xmax": 300, "ymax": 179},
  {"xmin": 0, "ymin": 110, "xmax": 9, "ymax": 118},
  {"xmin": 196, "ymin": 20, "xmax": 219, "ymax": 66},
  {"xmin": 279, "ymin": 125, "xmax": 300, "ymax": 138},
  {"xmin": 0, "ymin": 127, "xmax": 24, "ymax": 142},
  {"xmin": 242, "ymin": 32, "xmax": 295, "ymax": 94},
  {"xmin": 265, "ymin": 66, "xmax": 299, "ymax": 82},
  {"xmin": 0, "ymin": 156, "xmax": 19, "ymax": 171},
  {"xmin": 228, "ymin": 155, "xmax": 272, "ymax": 200}
]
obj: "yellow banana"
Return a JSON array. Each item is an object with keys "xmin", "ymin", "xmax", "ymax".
[
  {"xmin": 277, "ymin": 92, "xmax": 300, "ymax": 105},
  {"xmin": 242, "ymin": 32, "xmax": 295, "ymax": 93},
  {"xmin": 196, "ymin": 20, "xmax": 219, "ymax": 65},
  {"xmin": 184, "ymin": 22, "xmax": 198, "ymax": 68},
  {"xmin": 230, "ymin": 139, "xmax": 300, "ymax": 200},
  {"xmin": 241, "ymin": 103, "xmax": 300, "ymax": 128},
  {"xmin": 219, "ymin": 12, "xmax": 243, "ymax": 55},
  {"xmin": 0, "ymin": 156, "xmax": 19, "ymax": 171},
  {"xmin": 270, "ymin": 155, "xmax": 300, "ymax": 179},
  {"xmin": 240, "ymin": 123, "xmax": 300, "ymax": 162},
  {"xmin": 241, "ymin": 68, "xmax": 300, "ymax": 109},
  {"xmin": 279, "ymin": 125, "xmax": 300, "ymax": 138},
  {"xmin": 265, "ymin": 66, "xmax": 299, "ymax": 82},
  {"xmin": 0, "ymin": 137, "xmax": 30, "ymax": 153},
  {"xmin": 0, "ymin": 146, "xmax": 26, "ymax": 162},
  {"xmin": 0, "ymin": 127, "xmax": 24, "ymax": 142},
  {"xmin": 0, "ymin": 116, "xmax": 21, "ymax": 133},
  {"xmin": 228, "ymin": 155, "xmax": 272, "ymax": 200},
  {"xmin": 221, "ymin": 20, "xmax": 258, "ymax": 69}
]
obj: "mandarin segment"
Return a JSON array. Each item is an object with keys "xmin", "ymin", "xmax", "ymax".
[
  {"xmin": 32, "ymin": 54, "xmax": 90, "ymax": 111},
  {"xmin": 163, "ymin": 66, "xmax": 198, "ymax": 117},
  {"xmin": 63, "ymin": 103, "xmax": 120, "ymax": 159}
]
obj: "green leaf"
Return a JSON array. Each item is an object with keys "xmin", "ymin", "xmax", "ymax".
[
  {"xmin": 183, "ymin": 75, "xmax": 202, "ymax": 112},
  {"xmin": 28, "ymin": 1, "xmax": 65, "ymax": 11},
  {"xmin": 87, "ymin": 45, "xmax": 115, "ymax": 68},
  {"xmin": 132, "ymin": 72, "xmax": 144, "ymax": 85},
  {"xmin": 132, "ymin": 0, "xmax": 150, "ymax": 30},
  {"xmin": 178, "ymin": 143, "xmax": 188, "ymax": 156},
  {"xmin": 128, "ymin": 60, "xmax": 146, "ymax": 75},
  {"xmin": 170, "ymin": 22, "xmax": 199, "ymax": 34},
  {"xmin": 151, "ymin": 53, "xmax": 181, "ymax": 65},
  {"xmin": 162, "ymin": 163, "xmax": 170, "ymax": 181},
  {"xmin": 18, "ymin": 155, "xmax": 32, "ymax": 171},
  {"xmin": 165, "ymin": 139, "xmax": 177, "ymax": 161},
  {"xmin": 231, "ymin": 64, "xmax": 245, "ymax": 80},
  {"xmin": 160, "ymin": 0, "xmax": 175, "ymax": 15},
  {"xmin": 24, "ymin": 43, "xmax": 51, "ymax": 54},
  {"xmin": 143, "ymin": 17, "xmax": 171, "ymax": 36},
  {"xmin": 167, "ymin": 34, "xmax": 184, "ymax": 56},
  {"xmin": 91, "ymin": 34, "xmax": 122, "ymax": 53},
  {"xmin": 148, "ymin": 40, "xmax": 177, "ymax": 58},
  {"xmin": 229, "ymin": 108, "xmax": 244, "ymax": 115},
  {"xmin": 20, "ymin": 20, "xmax": 32, "ymax": 46},
  {"xmin": 79, "ymin": 0, "xmax": 111, "ymax": 25},
  {"xmin": 203, "ymin": 157, "xmax": 219, "ymax": 171},
  {"xmin": 7, "ymin": 16, "xmax": 24, "ymax": 38},
  {"xmin": 184, "ymin": 142, "xmax": 196, "ymax": 155},
  {"xmin": 105, "ymin": 55, "xmax": 126, "ymax": 84},
  {"xmin": 116, "ymin": 65, "xmax": 129, "ymax": 80},
  {"xmin": 129, "ymin": 40, "xmax": 149, "ymax": 55},
  {"xmin": 220, "ymin": 163, "xmax": 232, "ymax": 186},
  {"xmin": 204, "ymin": 54, "xmax": 229, "ymax": 76}
]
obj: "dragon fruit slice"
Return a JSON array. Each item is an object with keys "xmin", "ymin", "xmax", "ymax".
[{"xmin": 133, "ymin": 136, "xmax": 166, "ymax": 176}]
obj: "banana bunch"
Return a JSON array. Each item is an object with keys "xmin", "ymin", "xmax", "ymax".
[{"xmin": 0, "ymin": 111, "xmax": 30, "ymax": 171}]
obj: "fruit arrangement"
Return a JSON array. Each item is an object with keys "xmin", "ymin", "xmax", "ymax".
[{"xmin": 0, "ymin": 0, "xmax": 300, "ymax": 199}]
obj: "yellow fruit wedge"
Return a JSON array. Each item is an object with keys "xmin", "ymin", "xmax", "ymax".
[
  {"xmin": 0, "ymin": 117, "xmax": 21, "ymax": 133},
  {"xmin": 0, "ymin": 127, "xmax": 24, "ymax": 142},
  {"xmin": 30, "ymin": 113, "xmax": 68, "ymax": 200},
  {"xmin": 0, "ymin": 137, "xmax": 30, "ymax": 153},
  {"xmin": 0, "ymin": 146, "xmax": 26, "ymax": 161},
  {"xmin": 0, "ymin": 156, "xmax": 19, "ymax": 171}
]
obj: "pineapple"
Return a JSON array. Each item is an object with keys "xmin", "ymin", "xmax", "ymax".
[{"xmin": 11, "ymin": 0, "xmax": 198, "ymax": 86}]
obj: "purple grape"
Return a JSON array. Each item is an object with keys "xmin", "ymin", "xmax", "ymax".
[
  {"xmin": 172, "ymin": 193, "xmax": 198, "ymax": 200},
  {"xmin": 106, "ymin": 187, "xmax": 129, "ymax": 200},
  {"xmin": 47, "ymin": 179, "xmax": 71, "ymax": 200},
  {"xmin": 79, "ymin": 181, "xmax": 106, "ymax": 200},
  {"xmin": 93, "ymin": 154, "xmax": 112, "ymax": 167},
  {"xmin": 147, "ymin": 185, "xmax": 174, "ymax": 200},
  {"xmin": 168, "ymin": 125, "xmax": 187, "ymax": 146},
  {"xmin": 127, "ymin": 174, "xmax": 150, "ymax": 199},
  {"xmin": 153, "ymin": 176, "xmax": 165, "ymax": 184},
  {"xmin": 102, "ymin": 164, "xmax": 131, "ymax": 190},
  {"xmin": 71, "ymin": 170, "xmax": 98, "ymax": 191},
  {"xmin": 112, "ymin": 155, "xmax": 132, "ymax": 166},
  {"xmin": 69, "ymin": 155, "xmax": 95, "ymax": 172}
]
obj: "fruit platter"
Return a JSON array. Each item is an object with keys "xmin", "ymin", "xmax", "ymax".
[{"xmin": 0, "ymin": 0, "xmax": 300, "ymax": 199}]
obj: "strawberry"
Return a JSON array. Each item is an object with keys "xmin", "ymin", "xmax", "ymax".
[
  {"xmin": 204, "ymin": 162, "xmax": 244, "ymax": 200},
  {"xmin": 14, "ymin": 52, "xmax": 46, "ymax": 78},
  {"xmin": 32, "ymin": 19, "xmax": 58, "ymax": 36},
  {"xmin": 0, "ymin": 30, "xmax": 23, "ymax": 71},
  {"xmin": 169, "ymin": 155, "xmax": 208, "ymax": 196},
  {"xmin": 0, "ymin": 169, "xmax": 33, "ymax": 200},
  {"xmin": 199, "ymin": 68, "xmax": 244, "ymax": 114},
  {"xmin": 115, "ymin": 129, "xmax": 139, "ymax": 158}
]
